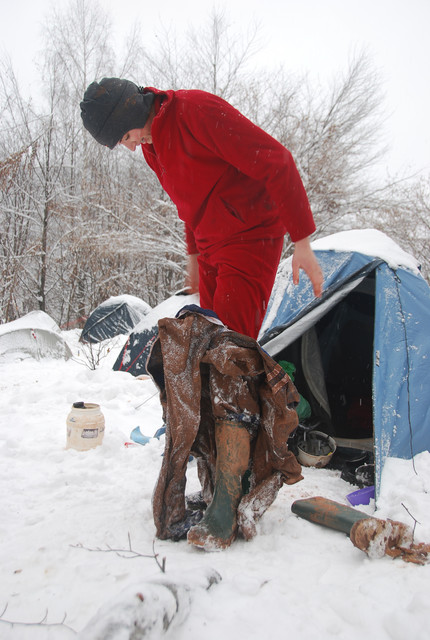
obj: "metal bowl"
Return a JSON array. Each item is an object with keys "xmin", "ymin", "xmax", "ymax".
[{"xmin": 297, "ymin": 430, "xmax": 337, "ymax": 468}]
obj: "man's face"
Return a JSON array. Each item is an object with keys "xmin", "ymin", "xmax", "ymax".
[{"xmin": 119, "ymin": 121, "xmax": 152, "ymax": 150}]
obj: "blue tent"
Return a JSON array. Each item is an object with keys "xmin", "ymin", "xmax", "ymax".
[
  {"xmin": 259, "ymin": 230, "xmax": 430, "ymax": 495},
  {"xmin": 113, "ymin": 290, "xmax": 200, "ymax": 376},
  {"xmin": 81, "ymin": 295, "xmax": 151, "ymax": 344}
]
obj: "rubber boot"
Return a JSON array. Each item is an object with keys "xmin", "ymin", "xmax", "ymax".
[{"xmin": 187, "ymin": 420, "xmax": 251, "ymax": 551}]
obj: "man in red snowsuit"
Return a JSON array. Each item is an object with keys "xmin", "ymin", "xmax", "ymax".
[
  {"xmin": 81, "ymin": 78, "xmax": 323, "ymax": 339},
  {"xmin": 81, "ymin": 79, "xmax": 324, "ymax": 550}
]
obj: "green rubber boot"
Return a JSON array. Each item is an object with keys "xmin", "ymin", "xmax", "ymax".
[{"xmin": 187, "ymin": 420, "xmax": 251, "ymax": 551}]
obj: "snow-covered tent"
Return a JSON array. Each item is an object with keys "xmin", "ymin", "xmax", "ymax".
[
  {"xmin": 0, "ymin": 310, "xmax": 72, "ymax": 361},
  {"xmin": 258, "ymin": 229, "xmax": 430, "ymax": 494},
  {"xmin": 80, "ymin": 295, "xmax": 152, "ymax": 344},
  {"xmin": 113, "ymin": 290, "xmax": 199, "ymax": 376}
]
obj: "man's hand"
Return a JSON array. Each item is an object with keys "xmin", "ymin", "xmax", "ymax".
[
  {"xmin": 292, "ymin": 237, "xmax": 323, "ymax": 298},
  {"xmin": 185, "ymin": 253, "xmax": 199, "ymax": 293}
]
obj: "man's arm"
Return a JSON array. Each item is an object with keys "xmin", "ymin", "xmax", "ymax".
[
  {"xmin": 185, "ymin": 253, "xmax": 199, "ymax": 293},
  {"xmin": 292, "ymin": 237, "xmax": 323, "ymax": 298}
]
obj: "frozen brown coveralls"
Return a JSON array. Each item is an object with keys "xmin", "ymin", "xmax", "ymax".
[{"xmin": 147, "ymin": 308, "xmax": 302, "ymax": 544}]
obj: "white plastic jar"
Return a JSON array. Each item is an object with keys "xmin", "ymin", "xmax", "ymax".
[{"xmin": 66, "ymin": 402, "xmax": 105, "ymax": 451}]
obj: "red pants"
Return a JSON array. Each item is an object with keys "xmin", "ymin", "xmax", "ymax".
[{"xmin": 198, "ymin": 237, "xmax": 284, "ymax": 339}]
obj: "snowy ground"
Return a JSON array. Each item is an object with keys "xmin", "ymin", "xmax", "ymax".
[{"xmin": 1, "ymin": 330, "xmax": 430, "ymax": 639}]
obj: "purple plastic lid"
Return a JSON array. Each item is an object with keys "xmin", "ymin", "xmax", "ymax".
[{"xmin": 346, "ymin": 485, "xmax": 375, "ymax": 506}]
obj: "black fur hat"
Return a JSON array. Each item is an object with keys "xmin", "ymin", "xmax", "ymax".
[{"xmin": 80, "ymin": 78, "xmax": 154, "ymax": 149}]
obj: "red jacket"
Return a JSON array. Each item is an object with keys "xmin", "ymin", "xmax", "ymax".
[{"xmin": 141, "ymin": 88, "xmax": 316, "ymax": 256}]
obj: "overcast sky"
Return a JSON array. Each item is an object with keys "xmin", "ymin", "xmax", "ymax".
[{"xmin": 1, "ymin": 0, "xmax": 429, "ymax": 178}]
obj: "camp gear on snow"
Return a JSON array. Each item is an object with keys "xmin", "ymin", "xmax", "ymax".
[
  {"xmin": 259, "ymin": 229, "xmax": 430, "ymax": 496},
  {"xmin": 130, "ymin": 425, "xmax": 166, "ymax": 445},
  {"xmin": 129, "ymin": 424, "xmax": 194, "ymax": 462},
  {"xmin": 66, "ymin": 402, "xmax": 105, "ymax": 450},
  {"xmin": 187, "ymin": 419, "xmax": 251, "ymax": 551},
  {"xmin": 167, "ymin": 509, "xmax": 205, "ymax": 542},
  {"xmin": 350, "ymin": 516, "xmax": 430, "ymax": 564},
  {"xmin": 130, "ymin": 426, "xmax": 151, "ymax": 445},
  {"xmin": 341, "ymin": 461, "xmax": 374, "ymax": 487},
  {"xmin": 278, "ymin": 360, "xmax": 312, "ymax": 420},
  {"xmin": 292, "ymin": 496, "xmax": 369, "ymax": 535},
  {"xmin": 296, "ymin": 429, "xmax": 336, "ymax": 468},
  {"xmin": 186, "ymin": 491, "xmax": 208, "ymax": 511},
  {"xmin": 292, "ymin": 497, "xmax": 430, "ymax": 565},
  {"xmin": 324, "ymin": 445, "xmax": 374, "ymax": 486},
  {"xmin": 237, "ymin": 472, "xmax": 284, "ymax": 540},
  {"xmin": 147, "ymin": 307, "xmax": 302, "ymax": 544},
  {"xmin": 154, "ymin": 425, "xmax": 166, "ymax": 439},
  {"xmin": 80, "ymin": 295, "xmax": 151, "ymax": 344},
  {"xmin": 354, "ymin": 463, "xmax": 375, "ymax": 487},
  {"xmin": 80, "ymin": 78, "xmax": 155, "ymax": 149},
  {"xmin": 346, "ymin": 485, "xmax": 375, "ymax": 506}
]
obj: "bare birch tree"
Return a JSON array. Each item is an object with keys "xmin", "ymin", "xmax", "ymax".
[{"xmin": 140, "ymin": 7, "xmax": 260, "ymax": 100}]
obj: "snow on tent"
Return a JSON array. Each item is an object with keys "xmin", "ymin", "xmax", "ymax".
[
  {"xmin": 113, "ymin": 290, "xmax": 199, "ymax": 376},
  {"xmin": 0, "ymin": 310, "xmax": 72, "ymax": 361},
  {"xmin": 258, "ymin": 229, "xmax": 430, "ymax": 495},
  {"xmin": 80, "ymin": 295, "xmax": 152, "ymax": 344}
]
